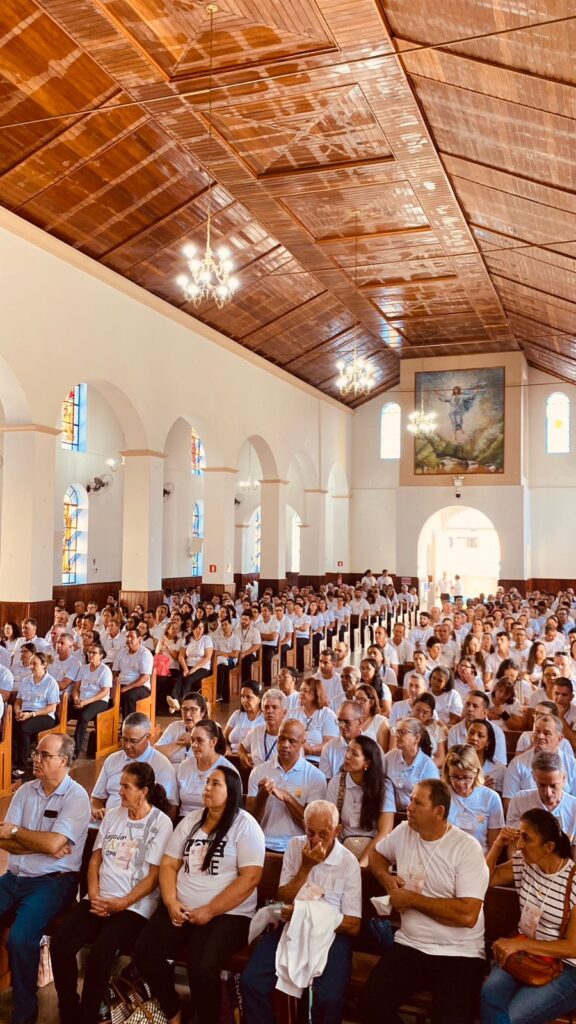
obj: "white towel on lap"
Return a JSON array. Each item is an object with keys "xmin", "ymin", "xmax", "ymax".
[{"xmin": 275, "ymin": 899, "xmax": 343, "ymax": 998}]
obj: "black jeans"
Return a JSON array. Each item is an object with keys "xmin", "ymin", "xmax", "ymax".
[
  {"xmin": 262, "ymin": 645, "xmax": 276, "ymax": 686},
  {"xmin": 14, "ymin": 715, "xmax": 55, "ymax": 769},
  {"xmin": 51, "ymin": 898, "xmax": 146, "ymax": 1024},
  {"xmin": 69, "ymin": 700, "xmax": 110, "ymax": 757},
  {"xmin": 217, "ymin": 662, "xmax": 236, "ymax": 702},
  {"xmin": 120, "ymin": 685, "xmax": 150, "ymax": 717},
  {"xmin": 296, "ymin": 637, "xmax": 309, "ymax": 672},
  {"xmin": 134, "ymin": 904, "xmax": 250, "ymax": 1023},
  {"xmin": 361, "ymin": 942, "xmax": 485, "ymax": 1024},
  {"xmin": 172, "ymin": 667, "xmax": 212, "ymax": 702},
  {"xmin": 240, "ymin": 653, "xmax": 257, "ymax": 683}
]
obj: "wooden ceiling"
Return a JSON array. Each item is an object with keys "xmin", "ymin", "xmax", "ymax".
[{"xmin": 0, "ymin": 0, "xmax": 573, "ymax": 405}]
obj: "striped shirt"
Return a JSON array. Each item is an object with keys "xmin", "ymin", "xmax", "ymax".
[{"xmin": 512, "ymin": 851, "xmax": 576, "ymax": 965}]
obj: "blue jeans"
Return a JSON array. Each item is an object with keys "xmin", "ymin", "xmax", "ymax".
[
  {"xmin": 0, "ymin": 870, "xmax": 79, "ymax": 1024},
  {"xmin": 481, "ymin": 963, "xmax": 576, "ymax": 1024},
  {"xmin": 240, "ymin": 925, "xmax": 352, "ymax": 1024}
]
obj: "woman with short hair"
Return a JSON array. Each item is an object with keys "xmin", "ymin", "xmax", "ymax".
[
  {"xmin": 13, "ymin": 652, "xmax": 59, "ymax": 775},
  {"xmin": 155, "ymin": 692, "xmax": 209, "ymax": 764},
  {"xmin": 293, "ymin": 677, "xmax": 339, "ymax": 761},
  {"xmin": 442, "ymin": 744, "xmax": 504, "ymax": 852},
  {"xmin": 224, "ymin": 682, "xmax": 263, "ymax": 752}
]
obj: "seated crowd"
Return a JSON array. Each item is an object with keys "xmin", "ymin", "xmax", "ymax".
[{"xmin": 3, "ymin": 577, "xmax": 576, "ymax": 1024}]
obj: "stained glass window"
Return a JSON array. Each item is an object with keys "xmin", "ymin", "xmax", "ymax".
[
  {"xmin": 62, "ymin": 485, "xmax": 89, "ymax": 584},
  {"xmin": 546, "ymin": 392, "xmax": 570, "ymax": 454},
  {"xmin": 380, "ymin": 402, "xmax": 401, "ymax": 459},
  {"xmin": 61, "ymin": 384, "xmax": 87, "ymax": 452},
  {"xmin": 191, "ymin": 428, "xmax": 206, "ymax": 475},
  {"xmin": 254, "ymin": 507, "xmax": 261, "ymax": 573},
  {"xmin": 191, "ymin": 500, "xmax": 204, "ymax": 576}
]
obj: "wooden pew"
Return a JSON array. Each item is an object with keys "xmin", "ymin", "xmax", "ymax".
[
  {"xmin": 0, "ymin": 705, "xmax": 14, "ymax": 798},
  {"xmin": 94, "ymin": 680, "xmax": 121, "ymax": 758},
  {"xmin": 38, "ymin": 693, "xmax": 69, "ymax": 740},
  {"xmin": 135, "ymin": 670, "xmax": 157, "ymax": 730}
]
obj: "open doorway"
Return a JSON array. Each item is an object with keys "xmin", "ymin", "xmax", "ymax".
[{"xmin": 417, "ymin": 506, "xmax": 501, "ymax": 605}]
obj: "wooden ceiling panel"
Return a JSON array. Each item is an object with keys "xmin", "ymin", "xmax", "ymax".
[
  {"xmin": 0, "ymin": 0, "xmax": 574, "ymax": 401},
  {"xmin": 212, "ymin": 84, "xmax": 392, "ymax": 177}
]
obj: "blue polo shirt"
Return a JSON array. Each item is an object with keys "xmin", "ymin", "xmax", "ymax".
[{"xmin": 6, "ymin": 774, "xmax": 91, "ymax": 876}]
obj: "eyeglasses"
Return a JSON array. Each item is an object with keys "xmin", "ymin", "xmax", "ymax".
[
  {"xmin": 448, "ymin": 772, "xmax": 477, "ymax": 783},
  {"xmin": 338, "ymin": 718, "xmax": 356, "ymax": 726},
  {"xmin": 32, "ymin": 751, "xmax": 62, "ymax": 761},
  {"xmin": 123, "ymin": 733, "xmax": 150, "ymax": 745}
]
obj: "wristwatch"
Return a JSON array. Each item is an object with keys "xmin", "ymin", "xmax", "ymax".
[
  {"xmin": 501, "ymin": 711, "xmax": 510, "ymax": 722},
  {"xmin": 10, "ymin": 826, "xmax": 20, "ymax": 837}
]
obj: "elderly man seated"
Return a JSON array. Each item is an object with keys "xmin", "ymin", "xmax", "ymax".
[
  {"xmin": 506, "ymin": 750, "xmax": 576, "ymax": 857},
  {"xmin": 241, "ymin": 799, "xmax": 361, "ymax": 1024},
  {"xmin": 0, "ymin": 733, "xmax": 91, "ymax": 1024},
  {"xmin": 246, "ymin": 719, "xmax": 326, "ymax": 852}
]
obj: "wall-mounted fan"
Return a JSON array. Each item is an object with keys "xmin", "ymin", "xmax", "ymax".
[{"xmin": 163, "ymin": 482, "xmax": 175, "ymax": 501}]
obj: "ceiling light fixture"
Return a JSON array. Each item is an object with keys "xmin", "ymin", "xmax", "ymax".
[
  {"xmin": 239, "ymin": 443, "xmax": 260, "ymax": 492},
  {"xmin": 336, "ymin": 212, "xmax": 376, "ymax": 398},
  {"xmin": 177, "ymin": 4, "xmax": 238, "ymax": 309},
  {"xmin": 407, "ymin": 387, "xmax": 437, "ymax": 436}
]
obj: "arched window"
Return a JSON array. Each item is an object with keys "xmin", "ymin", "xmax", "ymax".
[
  {"xmin": 191, "ymin": 428, "xmax": 206, "ymax": 475},
  {"xmin": 62, "ymin": 486, "xmax": 88, "ymax": 584},
  {"xmin": 380, "ymin": 402, "xmax": 401, "ymax": 459},
  {"xmin": 248, "ymin": 506, "xmax": 261, "ymax": 573},
  {"xmin": 191, "ymin": 500, "xmax": 204, "ymax": 576},
  {"xmin": 546, "ymin": 392, "xmax": 571, "ymax": 454},
  {"xmin": 61, "ymin": 384, "xmax": 87, "ymax": 452}
]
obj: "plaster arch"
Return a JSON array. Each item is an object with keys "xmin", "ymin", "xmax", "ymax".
[
  {"xmin": 235, "ymin": 434, "xmax": 279, "ymax": 481},
  {"xmin": 289, "ymin": 450, "xmax": 318, "ymax": 491},
  {"xmin": 326, "ymin": 462, "xmax": 349, "ymax": 496},
  {"xmin": 161, "ymin": 412, "xmax": 225, "ymax": 468},
  {"xmin": 417, "ymin": 505, "xmax": 501, "ymax": 605}
]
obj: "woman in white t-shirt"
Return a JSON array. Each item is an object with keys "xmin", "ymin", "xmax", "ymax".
[
  {"xmin": 354, "ymin": 683, "xmax": 391, "ymax": 753},
  {"xmin": 466, "ymin": 719, "xmax": 506, "ymax": 793},
  {"xmin": 177, "ymin": 719, "xmax": 238, "ymax": 815},
  {"xmin": 442, "ymin": 744, "xmax": 504, "ymax": 853},
  {"xmin": 412, "ymin": 692, "xmax": 447, "ymax": 768},
  {"xmin": 327, "ymin": 735, "xmax": 393, "ymax": 866},
  {"xmin": 292, "ymin": 677, "xmax": 339, "ymax": 762},
  {"xmin": 224, "ymin": 681, "xmax": 264, "ymax": 752},
  {"xmin": 154, "ymin": 692, "xmax": 209, "ymax": 764},
  {"xmin": 429, "ymin": 667, "xmax": 463, "ymax": 727},
  {"xmin": 487, "ymin": 678, "xmax": 525, "ymax": 732},
  {"xmin": 134, "ymin": 765, "xmax": 265, "ymax": 1024},
  {"xmin": 482, "ymin": 808, "xmax": 576, "ymax": 1024},
  {"xmin": 170, "ymin": 620, "xmax": 214, "ymax": 712},
  {"xmin": 51, "ymin": 761, "xmax": 173, "ymax": 1024}
]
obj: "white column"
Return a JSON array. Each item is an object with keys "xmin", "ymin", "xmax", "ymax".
[
  {"xmin": 300, "ymin": 489, "xmax": 327, "ymax": 576},
  {"xmin": 0, "ymin": 425, "xmax": 58, "ymax": 601},
  {"xmin": 328, "ymin": 493, "xmax": 351, "ymax": 572},
  {"xmin": 259, "ymin": 479, "xmax": 288, "ymax": 580},
  {"xmin": 120, "ymin": 450, "xmax": 165, "ymax": 591},
  {"xmin": 203, "ymin": 467, "xmax": 238, "ymax": 587}
]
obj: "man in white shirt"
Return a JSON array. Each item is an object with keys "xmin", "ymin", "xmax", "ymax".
[
  {"xmin": 241, "ymin": 800, "xmax": 361, "ymax": 1024},
  {"xmin": 390, "ymin": 622, "xmax": 414, "ymax": 665},
  {"xmin": 447, "ymin": 691, "xmax": 508, "ymax": 765},
  {"xmin": 312, "ymin": 650, "xmax": 345, "ymax": 711},
  {"xmin": 101, "ymin": 619, "xmax": 125, "ymax": 666},
  {"xmin": 246, "ymin": 719, "xmax": 326, "ymax": 852},
  {"xmin": 409, "ymin": 612, "xmax": 434, "ymax": 654},
  {"xmin": 318, "ymin": 700, "xmax": 364, "ymax": 779},
  {"xmin": 234, "ymin": 611, "xmax": 262, "ymax": 683},
  {"xmin": 541, "ymin": 617, "xmax": 568, "ymax": 657},
  {"xmin": 361, "ymin": 779, "xmax": 488, "ymax": 1024},
  {"xmin": 12, "ymin": 618, "xmax": 49, "ymax": 662},
  {"xmin": 91, "ymin": 712, "xmax": 178, "ymax": 818},
  {"xmin": 503, "ymin": 715, "xmax": 576, "ymax": 811},
  {"xmin": 239, "ymin": 689, "xmax": 287, "ymax": 768},
  {"xmin": 377, "ymin": 570, "xmax": 393, "ymax": 588},
  {"xmin": 255, "ymin": 605, "xmax": 279, "ymax": 686},
  {"xmin": 349, "ymin": 587, "xmax": 370, "ymax": 652},
  {"xmin": 506, "ymin": 751, "xmax": 576, "ymax": 856},
  {"xmin": 274, "ymin": 603, "xmax": 293, "ymax": 665},
  {"xmin": 112, "ymin": 630, "xmax": 153, "ymax": 716},
  {"xmin": 52, "ymin": 633, "xmax": 83, "ymax": 694}
]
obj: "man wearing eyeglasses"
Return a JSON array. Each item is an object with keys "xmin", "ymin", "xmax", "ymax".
[
  {"xmin": 318, "ymin": 700, "xmax": 364, "ymax": 780},
  {"xmin": 0, "ymin": 733, "xmax": 90, "ymax": 1024},
  {"xmin": 90, "ymin": 712, "xmax": 178, "ymax": 821}
]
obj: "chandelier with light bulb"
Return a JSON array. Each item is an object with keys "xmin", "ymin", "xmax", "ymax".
[
  {"xmin": 407, "ymin": 390, "xmax": 437, "ymax": 436},
  {"xmin": 239, "ymin": 444, "xmax": 260, "ymax": 491},
  {"xmin": 177, "ymin": 3, "xmax": 239, "ymax": 310},
  {"xmin": 336, "ymin": 212, "xmax": 375, "ymax": 399}
]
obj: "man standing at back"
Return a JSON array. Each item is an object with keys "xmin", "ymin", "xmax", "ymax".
[{"xmin": 362, "ymin": 779, "xmax": 488, "ymax": 1024}]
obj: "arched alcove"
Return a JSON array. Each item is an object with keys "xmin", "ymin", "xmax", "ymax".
[
  {"xmin": 417, "ymin": 506, "xmax": 501, "ymax": 605},
  {"xmin": 163, "ymin": 417, "xmax": 208, "ymax": 579}
]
